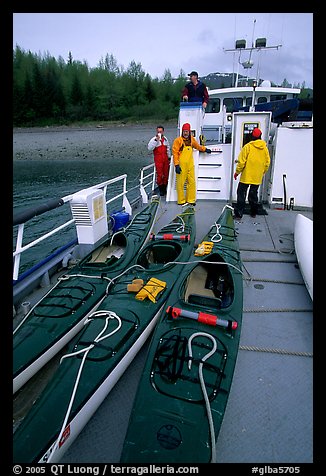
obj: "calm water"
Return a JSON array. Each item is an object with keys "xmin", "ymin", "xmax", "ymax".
[{"xmin": 13, "ymin": 124, "xmax": 178, "ymax": 273}]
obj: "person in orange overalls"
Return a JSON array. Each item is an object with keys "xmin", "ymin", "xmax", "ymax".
[{"xmin": 172, "ymin": 123, "xmax": 211, "ymax": 205}]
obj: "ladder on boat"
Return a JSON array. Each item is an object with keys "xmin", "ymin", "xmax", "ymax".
[{"xmin": 166, "ymin": 102, "xmax": 232, "ymax": 202}]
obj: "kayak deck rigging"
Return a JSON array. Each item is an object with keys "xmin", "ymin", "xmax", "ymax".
[
  {"xmin": 13, "ymin": 198, "xmax": 313, "ymax": 463},
  {"xmin": 59, "ymin": 199, "xmax": 312, "ymax": 463}
]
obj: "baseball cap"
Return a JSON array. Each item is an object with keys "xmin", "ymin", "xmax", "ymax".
[
  {"xmin": 188, "ymin": 71, "xmax": 198, "ymax": 77},
  {"xmin": 252, "ymin": 128, "xmax": 262, "ymax": 138}
]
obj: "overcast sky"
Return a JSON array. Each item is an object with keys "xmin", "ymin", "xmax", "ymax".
[{"xmin": 13, "ymin": 12, "xmax": 313, "ymax": 88}]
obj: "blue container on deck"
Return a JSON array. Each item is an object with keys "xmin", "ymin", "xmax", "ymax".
[{"xmin": 110, "ymin": 211, "xmax": 130, "ymax": 232}]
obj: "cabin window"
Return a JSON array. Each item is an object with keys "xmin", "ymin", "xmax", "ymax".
[
  {"xmin": 270, "ymin": 94, "xmax": 287, "ymax": 102},
  {"xmin": 257, "ymin": 96, "xmax": 267, "ymax": 103},
  {"xmin": 206, "ymin": 99, "xmax": 220, "ymax": 113},
  {"xmin": 245, "ymin": 97, "xmax": 252, "ymax": 106},
  {"xmin": 223, "ymin": 97, "xmax": 243, "ymax": 112}
]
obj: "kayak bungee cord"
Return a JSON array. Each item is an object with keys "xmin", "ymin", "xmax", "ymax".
[
  {"xmin": 14, "ymin": 200, "xmax": 159, "ymax": 332},
  {"xmin": 161, "ymin": 208, "xmax": 194, "ymax": 235},
  {"xmin": 175, "ymin": 217, "xmax": 186, "ymax": 234},
  {"xmin": 187, "ymin": 332, "xmax": 218, "ymax": 464},
  {"xmin": 58, "ymin": 263, "xmax": 147, "ymax": 295},
  {"xmin": 162, "ymin": 259, "xmax": 245, "ymax": 277},
  {"xmin": 153, "ymin": 200, "xmax": 194, "ymax": 233},
  {"xmin": 46, "ymin": 310, "xmax": 122, "ymax": 463},
  {"xmin": 15, "ymin": 259, "xmax": 155, "ymax": 334},
  {"xmin": 209, "ymin": 204, "xmax": 235, "ymax": 243},
  {"xmin": 223, "ymin": 204, "xmax": 234, "ymax": 212},
  {"xmin": 13, "ymin": 275, "xmax": 108, "ymax": 334},
  {"xmin": 210, "ymin": 223, "xmax": 222, "ymax": 243}
]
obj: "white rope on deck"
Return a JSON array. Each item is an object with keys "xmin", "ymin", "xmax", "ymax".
[
  {"xmin": 187, "ymin": 332, "xmax": 218, "ymax": 464},
  {"xmin": 46, "ymin": 310, "xmax": 121, "ymax": 463}
]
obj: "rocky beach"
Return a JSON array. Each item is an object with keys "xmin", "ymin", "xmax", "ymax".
[{"xmin": 13, "ymin": 122, "xmax": 178, "ymax": 162}]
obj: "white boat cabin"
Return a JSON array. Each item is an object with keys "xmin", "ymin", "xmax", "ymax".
[
  {"xmin": 167, "ymin": 101, "xmax": 312, "ymax": 211},
  {"xmin": 203, "ymin": 82, "xmax": 301, "ymax": 140}
]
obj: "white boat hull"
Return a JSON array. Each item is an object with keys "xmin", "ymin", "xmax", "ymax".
[{"xmin": 294, "ymin": 214, "xmax": 313, "ymax": 300}]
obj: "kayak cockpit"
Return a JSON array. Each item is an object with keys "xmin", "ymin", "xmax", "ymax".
[
  {"xmin": 137, "ymin": 242, "xmax": 183, "ymax": 269},
  {"xmin": 82, "ymin": 233, "xmax": 127, "ymax": 267},
  {"xmin": 184, "ymin": 254, "xmax": 234, "ymax": 310}
]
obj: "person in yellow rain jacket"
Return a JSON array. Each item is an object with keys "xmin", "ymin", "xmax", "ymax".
[
  {"xmin": 172, "ymin": 123, "xmax": 212, "ymax": 205},
  {"xmin": 233, "ymin": 127, "xmax": 270, "ymax": 219}
]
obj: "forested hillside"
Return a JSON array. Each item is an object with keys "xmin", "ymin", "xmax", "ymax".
[{"xmin": 13, "ymin": 46, "xmax": 312, "ymax": 127}]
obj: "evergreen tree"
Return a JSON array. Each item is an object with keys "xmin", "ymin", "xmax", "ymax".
[
  {"xmin": 32, "ymin": 61, "xmax": 48, "ymax": 119},
  {"xmin": 70, "ymin": 73, "xmax": 84, "ymax": 106},
  {"xmin": 144, "ymin": 74, "xmax": 156, "ymax": 102}
]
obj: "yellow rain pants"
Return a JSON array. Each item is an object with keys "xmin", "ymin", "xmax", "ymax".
[
  {"xmin": 176, "ymin": 146, "xmax": 197, "ymax": 205},
  {"xmin": 172, "ymin": 136, "xmax": 206, "ymax": 205}
]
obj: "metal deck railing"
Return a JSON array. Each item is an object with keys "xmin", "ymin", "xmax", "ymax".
[{"xmin": 13, "ymin": 165, "xmax": 156, "ymax": 283}]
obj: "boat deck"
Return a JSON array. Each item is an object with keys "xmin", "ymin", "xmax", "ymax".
[{"xmin": 57, "ymin": 198, "xmax": 313, "ymax": 464}]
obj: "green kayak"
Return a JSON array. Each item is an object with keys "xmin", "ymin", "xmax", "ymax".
[
  {"xmin": 13, "ymin": 198, "xmax": 159, "ymax": 394},
  {"xmin": 13, "ymin": 206, "xmax": 196, "ymax": 463},
  {"xmin": 120, "ymin": 204, "xmax": 243, "ymax": 463}
]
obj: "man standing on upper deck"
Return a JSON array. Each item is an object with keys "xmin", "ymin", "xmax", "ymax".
[{"xmin": 182, "ymin": 71, "xmax": 209, "ymax": 108}]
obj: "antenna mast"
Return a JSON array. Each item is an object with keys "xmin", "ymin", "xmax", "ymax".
[{"xmin": 224, "ymin": 19, "xmax": 282, "ymax": 87}]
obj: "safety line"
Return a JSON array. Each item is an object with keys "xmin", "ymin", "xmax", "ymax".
[
  {"xmin": 243, "ymin": 308, "xmax": 312, "ymax": 313},
  {"xmin": 239, "ymin": 345, "xmax": 312, "ymax": 357}
]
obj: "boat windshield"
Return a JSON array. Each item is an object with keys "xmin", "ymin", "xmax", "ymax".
[
  {"xmin": 223, "ymin": 97, "xmax": 244, "ymax": 112},
  {"xmin": 206, "ymin": 99, "xmax": 220, "ymax": 113},
  {"xmin": 205, "ymin": 97, "xmax": 245, "ymax": 114}
]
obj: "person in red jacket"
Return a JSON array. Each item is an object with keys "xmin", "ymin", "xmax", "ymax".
[
  {"xmin": 182, "ymin": 71, "xmax": 209, "ymax": 108},
  {"xmin": 148, "ymin": 125, "xmax": 171, "ymax": 196}
]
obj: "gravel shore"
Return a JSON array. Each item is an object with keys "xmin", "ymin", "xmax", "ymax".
[{"xmin": 13, "ymin": 123, "xmax": 178, "ymax": 162}]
